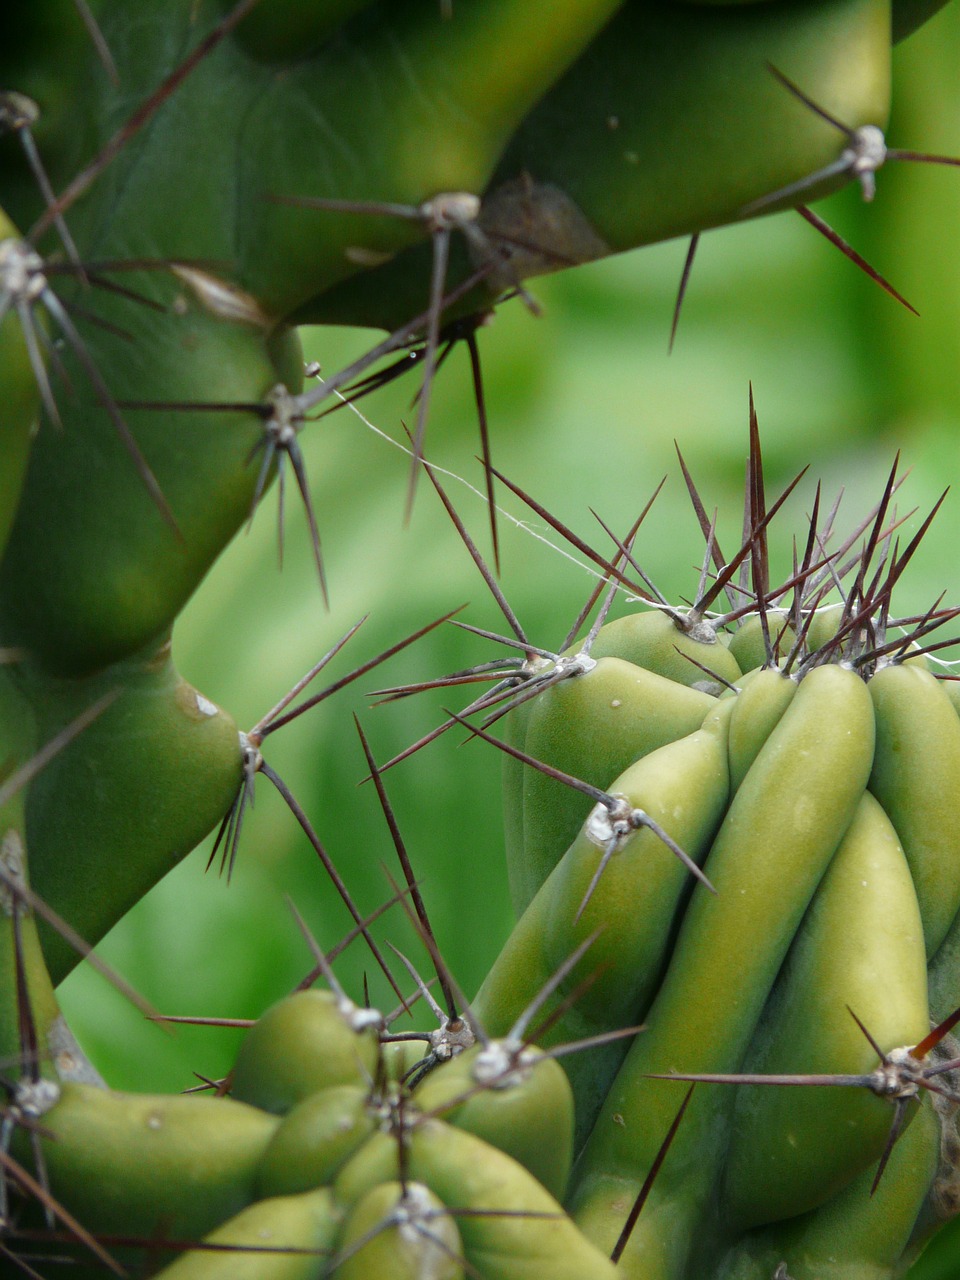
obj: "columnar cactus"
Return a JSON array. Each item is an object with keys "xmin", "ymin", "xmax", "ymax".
[{"xmin": 3, "ymin": 3, "xmax": 960, "ymax": 1279}]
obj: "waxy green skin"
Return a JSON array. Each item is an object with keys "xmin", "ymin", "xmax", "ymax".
[
  {"xmin": 719, "ymin": 790, "xmax": 929, "ymax": 1232},
  {"xmin": 256, "ymin": 1085, "xmax": 376, "ymax": 1199},
  {"xmin": 726, "ymin": 665, "xmax": 798, "ymax": 792},
  {"xmin": 30, "ymin": 1083, "xmax": 279, "ymax": 1242},
  {"xmin": 568, "ymin": 663, "xmax": 876, "ymax": 1279},
  {"xmin": 585, "ymin": 611, "xmax": 743, "ymax": 691},
  {"xmin": 509, "ymin": 655, "xmax": 718, "ymax": 913},
  {"xmin": 413, "ymin": 1042, "xmax": 575, "ymax": 1201},
  {"xmin": 152, "ymin": 1186, "xmax": 341, "ymax": 1280},
  {"xmin": 867, "ymin": 661, "xmax": 960, "ymax": 957},
  {"xmin": 476, "ymin": 703, "xmax": 731, "ymax": 1148},
  {"xmin": 16, "ymin": 644, "xmax": 242, "ymax": 982},
  {"xmin": 333, "ymin": 1180, "xmax": 464, "ymax": 1280},
  {"xmin": 231, "ymin": 990, "xmax": 381, "ymax": 1114}
]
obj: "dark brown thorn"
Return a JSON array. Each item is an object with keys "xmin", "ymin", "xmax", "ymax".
[
  {"xmin": 316, "ymin": 348, "xmax": 424, "ymax": 416},
  {"xmin": 914, "ymin": 1005, "xmax": 960, "ymax": 1061},
  {"xmin": 846, "ymin": 455, "xmax": 901, "ymax": 617},
  {"xmin": 297, "ymin": 882, "xmax": 417, "ymax": 993},
  {"xmin": 441, "ymin": 709, "xmax": 610, "ymax": 807},
  {"xmin": 643, "ymin": 1069, "xmax": 873, "ymax": 1087},
  {"xmin": 747, "ymin": 383, "xmax": 768, "ymax": 599},
  {"xmin": 797, "ymin": 206, "xmax": 918, "ymax": 315},
  {"xmin": 365, "ymin": 717, "xmax": 460, "ymax": 776},
  {"xmin": 871, "ymin": 1098, "xmax": 910, "ymax": 1196},
  {"xmin": 296, "ymin": 265, "xmax": 491, "ymax": 415},
  {"xmin": 893, "ymin": 629, "xmax": 960, "ymax": 663},
  {"xmin": 447, "ymin": 621, "xmax": 550, "ymax": 660},
  {"xmin": 263, "ymin": 607, "xmax": 464, "ymax": 737},
  {"xmin": 146, "ymin": 1015, "xmax": 254, "ymax": 1028},
  {"xmin": 766, "ymin": 63, "xmax": 854, "ymax": 138},
  {"xmin": 675, "ymin": 442, "xmax": 737, "ymax": 609},
  {"xmin": 562, "ymin": 494, "xmax": 664, "ymax": 653},
  {"xmin": 802, "ymin": 487, "xmax": 910, "ymax": 608},
  {"xmin": 73, "ymin": 0, "xmax": 120, "ymax": 85},
  {"xmin": 382, "ymin": 865, "xmax": 486, "ymax": 1050},
  {"xmin": 857, "ymin": 607, "xmax": 960, "ymax": 669},
  {"xmin": 371, "ymin": 668, "xmax": 515, "ymax": 705},
  {"xmin": 473, "ymin": 662, "xmax": 592, "ymax": 728},
  {"xmin": 540, "ymin": 1025, "xmax": 646, "ymax": 1062},
  {"xmin": 589, "ymin": 486, "xmax": 669, "ymax": 606},
  {"xmin": 695, "ymin": 512, "xmax": 721, "ymax": 610},
  {"xmin": 674, "ymin": 649, "xmax": 740, "ymax": 694},
  {"xmin": 285, "ymin": 895, "xmax": 398, "ymax": 1028},
  {"xmin": 669, "ymin": 235, "xmax": 699, "ymax": 353},
  {"xmin": 0, "ymin": 1146, "xmax": 125, "ymax": 1276},
  {"xmin": 486, "ymin": 464, "xmax": 652, "ymax": 600},
  {"xmin": 790, "ymin": 482, "xmax": 824, "ymax": 630},
  {"xmin": 563, "ymin": 564, "xmax": 620, "ymax": 656},
  {"xmin": 265, "ymin": 195, "xmax": 426, "ymax": 220},
  {"xmin": 354, "ymin": 716, "xmax": 457, "ymax": 1021},
  {"xmin": 206, "ymin": 772, "xmax": 250, "ymax": 881},
  {"xmin": 886, "ymin": 148, "xmax": 960, "ymax": 168},
  {"xmin": 875, "ymin": 490, "xmax": 948, "ymax": 603},
  {"xmin": 285, "ymin": 437, "xmax": 328, "ymax": 604},
  {"xmin": 610, "ymin": 1086, "xmax": 695, "ymax": 1264},
  {"xmin": 847, "ymin": 1005, "xmax": 888, "ymax": 1063},
  {"xmin": 509, "ymin": 932, "xmax": 603, "ymax": 1045},
  {"xmin": 420, "ymin": 455, "xmax": 526, "ymax": 644},
  {"xmin": 41, "ymin": 289, "xmax": 178, "ymax": 532},
  {"xmin": 524, "ymin": 968, "xmax": 604, "ymax": 1047},
  {"xmin": 0, "ymin": 691, "xmax": 118, "ymax": 812},
  {"xmin": 741, "ymin": 156, "xmax": 856, "ymax": 218},
  {"xmin": 67, "ymin": 269, "xmax": 168, "ymax": 313},
  {"xmin": 253, "ymin": 618, "xmax": 367, "ymax": 737},
  {"xmin": 0, "ymin": 866, "xmax": 163, "ymax": 1025},
  {"xmin": 260, "ymin": 764, "xmax": 406, "ymax": 1007},
  {"xmin": 31, "ymin": 0, "xmax": 266, "ymax": 241},
  {"xmin": 59, "ymin": 297, "xmax": 137, "ymax": 342},
  {"xmin": 116, "ymin": 399, "xmax": 269, "ymax": 414},
  {"xmin": 405, "ymin": 224, "xmax": 452, "ymax": 521},
  {"xmin": 464, "ymin": 329, "xmax": 500, "ymax": 573},
  {"xmin": 696, "ymin": 467, "xmax": 811, "ymax": 618}
]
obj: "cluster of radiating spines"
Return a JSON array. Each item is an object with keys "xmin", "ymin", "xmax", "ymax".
[{"xmin": 370, "ymin": 394, "xmax": 955, "ymax": 782}]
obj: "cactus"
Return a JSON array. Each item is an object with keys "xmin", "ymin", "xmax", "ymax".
[{"xmin": 4, "ymin": 2, "xmax": 960, "ymax": 1278}]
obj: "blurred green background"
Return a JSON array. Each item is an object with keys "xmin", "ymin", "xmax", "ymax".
[{"xmin": 40, "ymin": 5, "xmax": 960, "ymax": 1275}]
